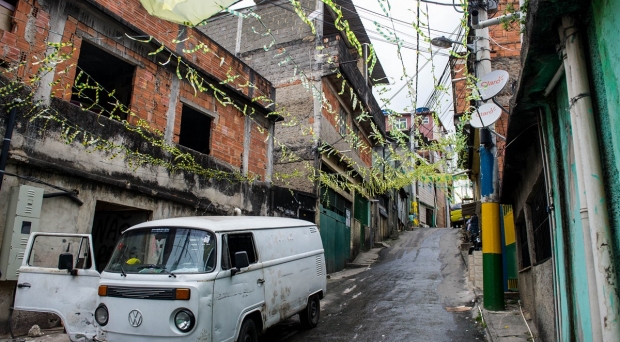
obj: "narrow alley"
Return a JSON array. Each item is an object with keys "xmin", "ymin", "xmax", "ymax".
[{"xmin": 261, "ymin": 228, "xmax": 485, "ymax": 342}]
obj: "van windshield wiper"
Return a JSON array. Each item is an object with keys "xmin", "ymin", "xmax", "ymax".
[
  {"xmin": 119, "ymin": 263, "xmax": 127, "ymax": 277},
  {"xmin": 138, "ymin": 264, "xmax": 176, "ymax": 278}
]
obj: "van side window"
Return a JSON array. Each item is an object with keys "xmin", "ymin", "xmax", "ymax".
[
  {"xmin": 28, "ymin": 235, "xmax": 93, "ymax": 270},
  {"xmin": 225, "ymin": 233, "xmax": 258, "ymax": 268}
]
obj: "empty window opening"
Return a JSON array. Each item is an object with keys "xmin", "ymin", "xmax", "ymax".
[
  {"xmin": 0, "ymin": 1, "xmax": 17, "ymax": 32},
  {"xmin": 179, "ymin": 105, "xmax": 212, "ymax": 154},
  {"xmin": 71, "ymin": 41, "xmax": 135, "ymax": 120}
]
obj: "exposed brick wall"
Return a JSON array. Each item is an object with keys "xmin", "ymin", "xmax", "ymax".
[
  {"xmin": 322, "ymin": 79, "xmax": 341, "ymax": 129},
  {"xmin": 248, "ymin": 120, "xmax": 269, "ymax": 178},
  {"xmin": 451, "ymin": 56, "xmax": 470, "ymax": 117},
  {"xmin": 489, "ymin": 1, "xmax": 521, "ymax": 59},
  {"xmin": 490, "ymin": 1, "xmax": 521, "ymax": 184},
  {"xmin": 0, "ymin": 1, "xmax": 273, "ymax": 180}
]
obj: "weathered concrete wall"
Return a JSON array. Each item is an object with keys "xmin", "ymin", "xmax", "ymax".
[
  {"xmin": 532, "ymin": 260, "xmax": 556, "ymax": 342},
  {"xmin": 270, "ymin": 82, "xmax": 315, "ymax": 193},
  {"xmin": 517, "ymin": 261, "xmax": 555, "ymax": 342},
  {"xmin": 588, "ymin": 0, "xmax": 620, "ymax": 290}
]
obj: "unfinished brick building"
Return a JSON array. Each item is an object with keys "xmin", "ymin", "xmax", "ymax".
[
  {"xmin": 0, "ymin": 0, "xmax": 277, "ymax": 333},
  {"xmin": 202, "ymin": 0, "xmax": 390, "ymax": 272}
]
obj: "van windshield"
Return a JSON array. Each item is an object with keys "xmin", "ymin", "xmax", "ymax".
[{"xmin": 105, "ymin": 227, "xmax": 216, "ymax": 274}]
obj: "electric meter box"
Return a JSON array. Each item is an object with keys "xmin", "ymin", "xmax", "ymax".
[{"xmin": 0, "ymin": 185, "xmax": 44, "ymax": 280}]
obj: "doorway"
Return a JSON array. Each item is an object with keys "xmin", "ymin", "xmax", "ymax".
[{"xmin": 91, "ymin": 201, "xmax": 150, "ymax": 272}]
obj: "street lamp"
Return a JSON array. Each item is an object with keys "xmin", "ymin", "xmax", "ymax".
[{"xmin": 430, "ymin": 36, "xmax": 474, "ymax": 51}]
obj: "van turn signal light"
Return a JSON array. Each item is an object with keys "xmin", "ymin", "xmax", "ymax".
[
  {"xmin": 175, "ymin": 288, "xmax": 190, "ymax": 300},
  {"xmin": 98, "ymin": 285, "xmax": 108, "ymax": 296}
]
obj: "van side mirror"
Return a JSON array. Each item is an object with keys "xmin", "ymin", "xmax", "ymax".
[
  {"xmin": 231, "ymin": 251, "xmax": 250, "ymax": 276},
  {"xmin": 58, "ymin": 253, "xmax": 76, "ymax": 275},
  {"xmin": 58, "ymin": 253, "xmax": 73, "ymax": 270}
]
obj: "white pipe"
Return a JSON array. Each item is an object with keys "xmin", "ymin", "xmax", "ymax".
[
  {"xmin": 543, "ymin": 64, "xmax": 565, "ymax": 97},
  {"xmin": 518, "ymin": 300, "xmax": 535, "ymax": 342},
  {"xmin": 560, "ymin": 16, "xmax": 619, "ymax": 340},
  {"xmin": 558, "ymin": 21, "xmax": 602, "ymax": 342}
]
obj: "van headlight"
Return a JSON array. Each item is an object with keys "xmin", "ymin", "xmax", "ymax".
[
  {"xmin": 95, "ymin": 304, "xmax": 109, "ymax": 326},
  {"xmin": 174, "ymin": 309, "xmax": 195, "ymax": 332}
]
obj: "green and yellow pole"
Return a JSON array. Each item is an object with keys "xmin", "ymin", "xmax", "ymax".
[
  {"xmin": 481, "ymin": 202, "xmax": 504, "ymax": 310},
  {"xmin": 474, "ymin": 4, "xmax": 504, "ymax": 311}
]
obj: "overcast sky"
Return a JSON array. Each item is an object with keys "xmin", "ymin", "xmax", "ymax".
[{"xmin": 352, "ymin": 0, "xmax": 465, "ymax": 132}]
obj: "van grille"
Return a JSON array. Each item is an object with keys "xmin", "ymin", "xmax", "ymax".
[
  {"xmin": 309, "ymin": 227, "xmax": 318, "ymax": 234},
  {"xmin": 315, "ymin": 256, "xmax": 324, "ymax": 277},
  {"xmin": 106, "ymin": 286, "xmax": 175, "ymax": 300}
]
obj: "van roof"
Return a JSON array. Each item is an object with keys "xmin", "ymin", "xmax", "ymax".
[{"xmin": 126, "ymin": 216, "xmax": 316, "ymax": 233}]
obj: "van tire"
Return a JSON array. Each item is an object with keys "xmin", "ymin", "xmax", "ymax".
[
  {"xmin": 299, "ymin": 295, "xmax": 320, "ymax": 329},
  {"xmin": 238, "ymin": 318, "xmax": 258, "ymax": 342}
]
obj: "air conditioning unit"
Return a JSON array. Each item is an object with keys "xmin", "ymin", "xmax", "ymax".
[{"xmin": 0, "ymin": 185, "xmax": 44, "ymax": 280}]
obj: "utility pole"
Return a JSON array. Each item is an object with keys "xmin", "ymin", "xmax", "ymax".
[
  {"xmin": 471, "ymin": 4, "xmax": 504, "ymax": 311},
  {"xmin": 431, "ymin": 2, "xmax": 519, "ymax": 310}
]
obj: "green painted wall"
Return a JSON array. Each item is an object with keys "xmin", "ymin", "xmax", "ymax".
[
  {"xmin": 544, "ymin": 80, "xmax": 594, "ymax": 340},
  {"xmin": 589, "ymin": 0, "xmax": 620, "ymax": 289}
]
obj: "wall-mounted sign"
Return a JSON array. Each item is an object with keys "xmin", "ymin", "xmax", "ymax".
[
  {"xmin": 477, "ymin": 70, "xmax": 509, "ymax": 100},
  {"xmin": 470, "ymin": 103, "xmax": 502, "ymax": 128}
]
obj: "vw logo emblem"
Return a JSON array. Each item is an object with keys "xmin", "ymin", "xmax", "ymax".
[{"xmin": 128, "ymin": 310, "xmax": 143, "ymax": 327}]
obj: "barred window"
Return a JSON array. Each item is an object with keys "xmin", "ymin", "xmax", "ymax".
[
  {"xmin": 517, "ymin": 221, "xmax": 531, "ymax": 269},
  {"xmin": 529, "ymin": 182, "xmax": 552, "ymax": 263}
]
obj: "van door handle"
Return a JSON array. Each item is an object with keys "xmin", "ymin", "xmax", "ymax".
[
  {"xmin": 17, "ymin": 283, "xmax": 31, "ymax": 288},
  {"xmin": 257, "ymin": 279, "xmax": 265, "ymax": 284}
]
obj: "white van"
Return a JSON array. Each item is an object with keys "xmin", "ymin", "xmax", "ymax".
[{"xmin": 14, "ymin": 216, "xmax": 327, "ymax": 341}]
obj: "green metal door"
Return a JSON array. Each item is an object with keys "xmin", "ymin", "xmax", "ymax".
[{"xmin": 319, "ymin": 206, "xmax": 350, "ymax": 274}]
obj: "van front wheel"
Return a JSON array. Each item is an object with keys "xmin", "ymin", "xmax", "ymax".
[
  {"xmin": 299, "ymin": 295, "xmax": 320, "ymax": 329},
  {"xmin": 239, "ymin": 318, "xmax": 258, "ymax": 342}
]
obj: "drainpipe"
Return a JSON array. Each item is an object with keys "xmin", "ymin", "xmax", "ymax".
[
  {"xmin": 559, "ymin": 16, "xmax": 619, "ymax": 340},
  {"xmin": 537, "ymin": 108, "xmax": 564, "ymax": 342},
  {"xmin": 362, "ymin": 43, "xmax": 369, "ymax": 85}
]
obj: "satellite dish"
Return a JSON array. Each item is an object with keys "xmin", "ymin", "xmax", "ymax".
[
  {"xmin": 476, "ymin": 70, "xmax": 509, "ymax": 100},
  {"xmin": 470, "ymin": 103, "xmax": 502, "ymax": 128}
]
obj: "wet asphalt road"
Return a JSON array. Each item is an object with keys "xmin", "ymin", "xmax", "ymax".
[{"xmin": 261, "ymin": 228, "xmax": 485, "ymax": 342}]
